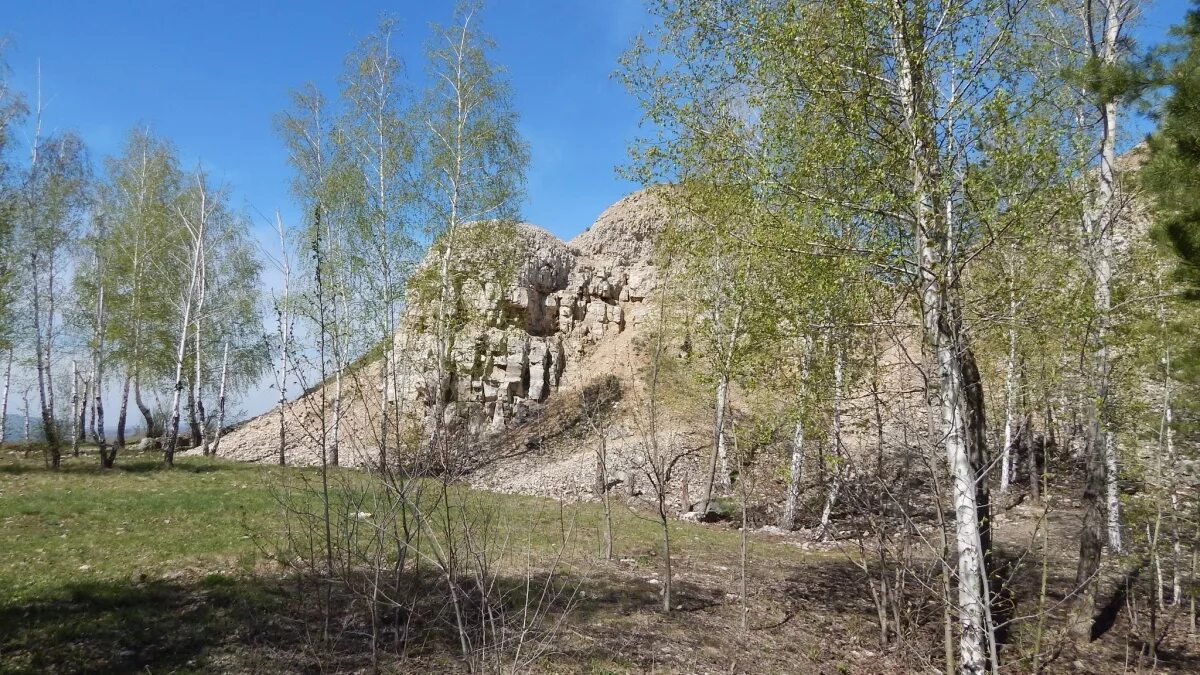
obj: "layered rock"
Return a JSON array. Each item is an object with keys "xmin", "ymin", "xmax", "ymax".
[
  {"xmin": 215, "ymin": 188, "xmax": 670, "ymax": 467},
  {"xmin": 393, "ymin": 191, "xmax": 666, "ymax": 436}
]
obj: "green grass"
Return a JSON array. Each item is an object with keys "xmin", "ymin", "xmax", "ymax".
[
  {"xmin": 0, "ymin": 449, "xmax": 804, "ymax": 605},
  {"xmin": 0, "ymin": 448, "xmax": 817, "ymax": 673},
  {"xmin": 0, "ymin": 450, "xmax": 298, "ymax": 605}
]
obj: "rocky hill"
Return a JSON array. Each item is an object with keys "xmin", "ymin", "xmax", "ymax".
[
  {"xmin": 211, "ymin": 189, "xmax": 707, "ymax": 496},
  {"xmin": 210, "ymin": 185, "xmax": 940, "ymax": 527}
]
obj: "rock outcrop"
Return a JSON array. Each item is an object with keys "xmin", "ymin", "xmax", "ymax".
[
  {"xmin": 214, "ymin": 188, "xmax": 674, "ymax": 467},
  {"xmin": 396, "ymin": 190, "xmax": 669, "ymax": 435}
]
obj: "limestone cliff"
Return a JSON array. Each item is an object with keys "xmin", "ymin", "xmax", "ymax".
[{"xmin": 213, "ymin": 189, "xmax": 674, "ymax": 469}]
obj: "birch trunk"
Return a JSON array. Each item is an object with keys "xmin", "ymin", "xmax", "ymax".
[
  {"xmin": 379, "ymin": 359, "xmax": 390, "ymax": 467},
  {"xmin": 275, "ymin": 214, "xmax": 291, "ymax": 466},
  {"xmin": 164, "ymin": 201, "xmax": 204, "ymax": 467},
  {"xmin": 94, "ymin": 380, "xmax": 109, "ymax": 467},
  {"xmin": 134, "ymin": 373, "xmax": 155, "ymax": 439},
  {"xmin": 889, "ymin": 2, "xmax": 990, "ymax": 668},
  {"xmin": 428, "ymin": 35, "xmax": 467, "ymax": 468},
  {"xmin": 0, "ymin": 348, "xmax": 10, "ymax": 444},
  {"xmin": 166, "ymin": 300, "xmax": 195, "ymax": 466},
  {"xmin": 116, "ymin": 372, "xmax": 130, "ymax": 450},
  {"xmin": 716, "ymin": 375, "xmax": 730, "ymax": 483},
  {"xmin": 330, "ymin": 357, "xmax": 342, "ymax": 467},
  {"xmin": 1165, "ymin": 372, "xmax": 1181, "ymax": 604},
  {"xmin": 71, "ymin": 362, "xmax": 80, "ymax": 457},
  {"xmin": 188, "ymin": 279, "xmax": 204, "ymax": 450},
  {"xmin": 92, "ymin": 245, "xmax": 111, "ymax": 467},
  {"xmin": 999, "ymin": 288, "xmax": 1018, "ymax": 495},
  {"xmin": 194, "ymin": 329, "xmax": 208, "ymax": 454},
  {"xmin": 211, "ymin": 342, "xmax": 229, "ymax": 456},
  {"xmin": 1026, "ymin": 421, "xmax": 1041, "ymax": 505},
  {"xmin": 22, "ymin": 389, "xmax": 31, "ymax": 443},
  {"xmin": 187, "ymin": 378, "xmax": 200, "ymax": 448},
  {"xmin": 85, "ymin": 375, "xmax": 96, "ymax": 446},
  {"xmin": 30, "ymin": 251, "xmax": 61, "ymax": 466},
  {"xmin": 328, "ymin": 212, "xmax": 342, "ymax": 468},
  {"xmin": 432, "ymin": 231, "xmax": 458, "ymax": 468},
  {"xmin": 781, "ymin": 338, "xmax": 813, "ymax": 530},
  {"xmin": 816, "ymin": 348, "xmax": 845, "ymax": 541},
  {"xmin": 1076, "ymin": 0, "xmax": 1127, "ymax": 634},
  {"xmin": 700, "ymin": 310, "xmax": 742, "ymax": 514},
  {"xmin": 1104, "ymin": 432, "xmax": 1121, "ymax": 551}
]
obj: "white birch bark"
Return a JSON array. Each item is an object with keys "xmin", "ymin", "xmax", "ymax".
[
  {"xmin": 273, "ymin": 213, "xmax": 291, "ymax": 466},
  {"xmin": 1165, "ymin": 372, "xmax": 1181, "ymax": 604},
  {"xmin": 815, "ymin": 347, "xmax": 844, "ymax": 541},
  {"xmin": 889, "ymin": 2, "xmax": 988, "ymax": 668},
  {"xmin": 92, "ymin": 268, "xmax": 109, "ymax": 464},
  {"xmin": 165, "ymin": 253, "xmax": 199, "ymax": 465},
  {"xmin": 70, "ymin": 361, "xmax": 80, "ymax": 457},
  {"xmin": 330, "ymin": 352, "xmax": 343, "ymax": 467},
  {"xmin": 1104, "ymin": 431, "xmax": 1122, "ymax": 551},
  {"xmin": 716, "ymin": 374, "xmax": 730, "ymax": 483},
  {"xmin": 22, "ymin": 388, "xmax": 30, "ymax": 442},
  {"xmin": 0, "ymin": 348, "xmax": 10, "ymax": 444},
  {"xmin": 781, "ymin": 336, "xmax": 813, "ymax": 530},
  {"xmin": 29, "ymin": 249, "xmax": 59, "ymax": 461},
  {"xmin": 211, "ymin": 342, "xmax": 229, "ymax": 456},
  {"xmin": 1079, "ymin": 0, "xmax": 1126, "ymax": 563},
  {"xmin": 165, "ymin": 174, "xmax": 208, "ymax": 466},
  {"xmin": 326, "ymin": 206, "xmax": 342, "ymax": 468},
  {"xmin": 86, "ymin": 374, "xmax": 96, "ymax": 444},
  {"xmin": 25, "ymin": 81, "xmax": 61, "ymax": 463},
  {"xmin": 194, "ymin": 251, "xmax": 208, "ymax": 454},
  {"xmin": 701, "ymin": 308, "xmax": 743, "ymax": 513},
  {"xmin": 128, "ymin": 148, "xmax": 151, "ymax": 440},
  {"xmin": 93, "ymin": 380, "xmax": 106, "ymax": 450},
  {"xmin": 429, "ymin": 32, "xmax": 468, "ymax": 468},
  {"xmin": 999, "ymin": 273, "xmax": 1018, "ymax": 495}
]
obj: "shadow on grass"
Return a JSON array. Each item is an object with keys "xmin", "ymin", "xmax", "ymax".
[
  {"xmin": 0, "ymin": 563, "xmax": 739, "ymax": 675},
  {"xmin": 0, "ymin": 576, "xmax": 291, "ymax": 675}
]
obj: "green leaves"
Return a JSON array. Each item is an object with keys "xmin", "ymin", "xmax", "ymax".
[{"xmin": 1143, "ymin": 1, "xmax": 1200, "ymax": 293}]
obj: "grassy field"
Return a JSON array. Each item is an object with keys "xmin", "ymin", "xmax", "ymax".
[
  {"xmin": 5, "ymin": 448, "xmax": 1196, "ymax": 673},
  {"xmin": 0, "ymin": 448, "xmax": 831, "ymax": 673},
  {"xmin": 0, "ymin": 452, "xmax": 288, "ymax": 604}
]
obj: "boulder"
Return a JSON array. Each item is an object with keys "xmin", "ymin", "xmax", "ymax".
[{"xmin": 135, "ymin": 437, "xmax": 160, "ymax": 451}]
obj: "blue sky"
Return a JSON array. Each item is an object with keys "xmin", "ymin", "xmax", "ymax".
[
  {"xmin": 3, "ymin": 0, "xmax": 650, "ymax": 243},
  {"xmin": 2, "ymin": 0, "xmax": 1191, "ymax": 420},
  {"xmin": 3, "ymin": 0, "xmax": 1191, "ymax": 241}
]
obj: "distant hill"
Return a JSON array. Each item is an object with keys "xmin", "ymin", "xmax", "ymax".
[
  {"xmin": 3, "ymin": 414, "xmax": 134, "ymax": 444},
  {"xmin": 2, "ymin": 413, "xmax": 38, "ymax": 442}
]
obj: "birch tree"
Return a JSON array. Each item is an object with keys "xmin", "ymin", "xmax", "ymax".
[
  {"xmin": 0, "ymin": 45, "xmax": 23, "ymax": 367},
  {"xmin": 1069, "ymin": 0, "xmax": 1139, "ymax": 630},
  {"xmin": 0, "ymin": 348, "xmax": 11, "ymax": 444},
  {"xmin": 416, "ymin": 0, "xmax": 528, "ymax": 463},
  {"xmin": 263, "ymin": 214, "xmax": 293, "ymax": 465},
  {"xmin": 163, "ymin": 170, "xmax": 215, "ymax": 466},
  {"xmin": 622, "ymin": 1, "xmax": 1076, "ymax": 670},
  {"xmin": 70, "ymin": 208, "xmax": 117, "ymax": 465},
  {"xmin": 277, "ymin": 85, "xmax": 347, "ymax": 466},
  {"xmin": 338, "ymin": 17, "xmax": 420, "ymax": 464},
  {"xmin": 100, "ymin": 129, "xmax": 184, "ymax": 444},
  {"xmin": 18, "ymin": 120, "xmax": 91, "ymax": 467}
]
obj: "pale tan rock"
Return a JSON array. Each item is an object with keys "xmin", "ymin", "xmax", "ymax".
[{"xmin": 217, "ymin": 188, "xmax": 672, "ymax": 468}]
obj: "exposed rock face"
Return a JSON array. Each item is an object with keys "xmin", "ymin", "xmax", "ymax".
[
  {"xmin": 215, "ymin": 189, "xmax": 672, "ymax": 466},
  {"xmin": 393, "ymin": 190, "xmax": 669, "ymax": 435}
]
